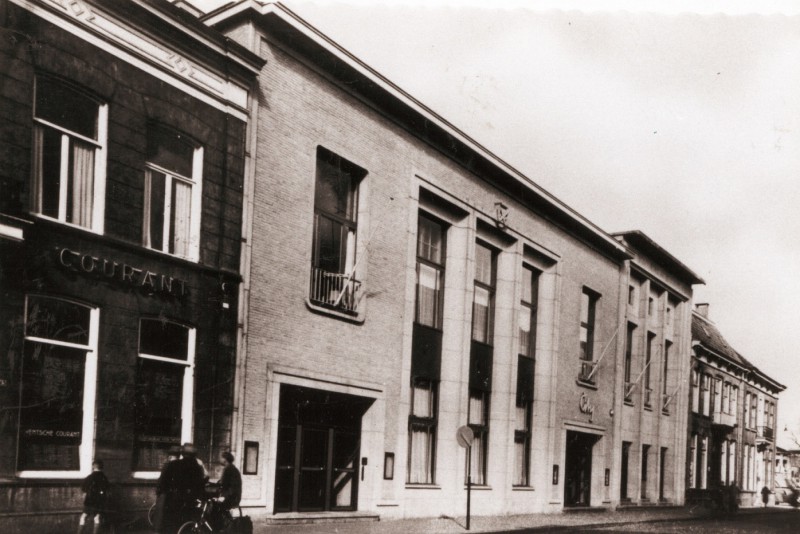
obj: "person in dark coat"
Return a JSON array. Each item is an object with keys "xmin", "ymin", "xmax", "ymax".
[
  {"xmin": 218, "ymin": 451, "xmax": 242, "ymax": 511},
  {"xmin": 159, "ymin": 443, "xmax": 206, "ymax": 534},
  {"xmin": 153, "ymin": 445, "xmax": 181, "ymax": 533},
  {"xmin": 77, "ymin": 459, "xmax": 109, "ymax": 534}
]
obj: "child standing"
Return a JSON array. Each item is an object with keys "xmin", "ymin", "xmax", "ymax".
[{"xmin": 78, "ymin": 459, "xmax": 110, "ymax": 534}]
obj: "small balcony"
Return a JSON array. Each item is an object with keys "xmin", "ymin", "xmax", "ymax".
[
  {"xmin": 624, "ymin": 382, "xmax": 635, "ymax": 404},
  {"xmin": 711, "ymin": 410, "xmax": 737, "ymax": 428},
  {"xmin": 578, "ymin": 360, "xmax": 596, "ymax": 385},
  {"xmin": 644, "ymin": 388, "xmax": 653, "ymax": 409},
  {"xmin": 309, "ymin": 267, "xmax": 362, "ymax": 314},
  {"xmin": 757, "ymin": 425, "xmax": 774, "ymax": 441}
]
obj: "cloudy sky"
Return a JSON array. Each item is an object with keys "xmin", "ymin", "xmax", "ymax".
[{"xmin": 196, "ymin": 0, "xmax": 800, "ymax": 444}]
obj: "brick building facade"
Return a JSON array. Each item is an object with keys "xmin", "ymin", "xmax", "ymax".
[
  {"xmin": 0, "ymin": 0, "xmax": 260, "ymax": 531},
  {"xmin": 205, "ymin": 1, "xmax": 702, "ymax": 520}
]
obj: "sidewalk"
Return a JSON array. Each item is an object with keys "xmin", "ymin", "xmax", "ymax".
[
  {"xmin": 125, "ymin": 505, "xmax": 796, "ymax": 534},
  {"xmin": 247, "ymin": 505, "xmax": 795, "ymax": 534}
]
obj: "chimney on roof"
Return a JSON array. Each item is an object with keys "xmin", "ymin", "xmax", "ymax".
[{"xmin": 695, "ymin": 303, "xmax": 709, "ymax": 318}]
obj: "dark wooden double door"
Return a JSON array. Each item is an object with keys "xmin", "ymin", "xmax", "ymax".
[{"xmin": 274, "ymin": 385, "xmax": 372, "ymax": 513}]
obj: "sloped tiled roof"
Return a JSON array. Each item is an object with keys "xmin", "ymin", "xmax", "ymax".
[
  {"xmin": 692, "ymin": 312, "xmax": 785, "ymax": 391},
  {"xmin": 692, "ymin": 313, "xmax": 750, "ymax": 369}
]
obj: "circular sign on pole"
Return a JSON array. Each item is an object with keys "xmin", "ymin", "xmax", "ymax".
[{"xmin": 456, "ymin": 425, "xmax": 474, "ymax": 449}]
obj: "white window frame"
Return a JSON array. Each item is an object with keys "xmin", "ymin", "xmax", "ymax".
[
  {"xmin": 18, "ymin": 295, "xmax": 99, "ymax": 479},
  {"xmin": 132, "ymin": 320, "xmax": 196, "ymax": 479},
  {"xmin": 143, "ymin": 140, "xmax": 203, "ymax": 262},
  {"xmin": 32, "ymin": 78, "xmax": 107, "ymax": 233}
]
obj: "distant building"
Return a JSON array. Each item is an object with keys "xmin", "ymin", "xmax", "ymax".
[
  {"xmin": 688, "ymin": 305, "xmax": 785, "ymax": 506},
  {"xmin": 205, "ymin": 1, "xmax": 702, "ymax": 521},
  {"xmin": 0, "ymin": 0, "xmax": 260, "ymax": 530}
]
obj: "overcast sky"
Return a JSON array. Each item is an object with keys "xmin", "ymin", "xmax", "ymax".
[{"xmin": 196, "ymin": 0, "xmax": 800, "ymax": 446}]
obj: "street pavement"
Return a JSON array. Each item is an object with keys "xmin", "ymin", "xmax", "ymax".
[{"xmin": 123, "ymin": 505, "xmax": 798, "ymax": 533}]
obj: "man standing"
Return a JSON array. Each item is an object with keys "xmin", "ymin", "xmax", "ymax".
[
  {"xmin": 218, "ymin": 451, "xmax": 242, "ymax": 511},
  {"xmin": 159, "ymin": 443, "xmax": 205, "ymax": 534}
]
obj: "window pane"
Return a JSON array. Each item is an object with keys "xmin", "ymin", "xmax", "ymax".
[
  {"xmin": 468, "ymin": 392, "xmax": 485, "ymax": 425},
  {"xmin": 474, "ymin": 244, "xmax": 493, "ymax": 286},
  {"xmin": 67, "ymin": 139, "xmax": 95, "ymax": 227},
  {"xmin": 518, "ymin": 307, "xmax": 531, "ymax": 356},
  {"xmin": 26, "ymin": 296, "xmax": 91, "ymax": 345},
  {"xmin": 314, "ymin": 214, "xmax": 345, "ymax": 273},
  {"xmin": 38, "ymin": 127, "xmax": 63, "ymax": 218},
  {"xmin": 35, "ymin": 78, "xmax": 98, "ymax": 139},
  {"xmin": 139, "ymin": 319, "xmax": 189, "ymax": 360},
  {"xmin": 412, "ymin": 382, "xmax": 433, "ymax": 418},
  {"xmin": 515, "ymin": 403, "xmax": 529, "ymax": 431},
  {"xmin": 472, "ymin": 287, "xmax": 490, "ymax": 343},
  {"xmin": 170, "ymin": 178, "xmax": 192, "ymax": 257},
  {"xmin": 134, "ymin": 358, "xmax": 184, "ymax": 470},
  {"xmin": 469, "ymin": 432, "xmax": 485, "ymax": 485},
  {"xmin": 417, "ymin": 215, "xmax": 443, "ymax": 264},
  {"xmin": 416, "ymin": 264, "xmax": 441, "ymax": 327},
  {"xmin": 513, "ymin": 438, "xmax": 527, "ymax": 485},
  {"xmin": 580, "ymin": 292, "xmax": 590, "ymax": 323},
  {"xmin": 18, "ymin": 342, "xmax": 86, "ymax": 470},
  {"xmin": 315, "ymin": 156, "xmax": 356, "ymax": 220},
  {"xmin": 146, "ymin": 170, "xmax": 166, "ymax": 251},
  {"xmin": 147, "ymin": 129, "xmax": 194, "ymax": 178},
  {"xmin": 409, "ymin": 425, "xmax": 434, "ymax": 484}
]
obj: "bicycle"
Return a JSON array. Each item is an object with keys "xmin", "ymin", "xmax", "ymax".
[{"xmin": 177, "ymin": 496, "xmax": 234, "ymax": 534}]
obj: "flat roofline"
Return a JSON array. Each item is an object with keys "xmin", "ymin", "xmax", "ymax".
[{"xmin": 204, "ymin": 0, "xmax": 631, "ymax": 261}]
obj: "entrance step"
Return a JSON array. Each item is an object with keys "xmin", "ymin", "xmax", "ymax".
[
  {"xmin": 562, "ymin": 506, "xmax": 609, "ymax": 513},
  {"xmin": 264, "ymin": 511, "xmax": 380, "ymax": 525}
]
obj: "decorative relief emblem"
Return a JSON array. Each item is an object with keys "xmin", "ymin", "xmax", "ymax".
[
  {"xmin": 494, "ymin": 201, "xmax": 509, "ymax": 229},
  {"xmin": 579, "ymin": 392, "xmax": 595, "ymax": 421},
  {"xmin": 46, "ymin": 0, "xmax": 95, "ymax": 21}
]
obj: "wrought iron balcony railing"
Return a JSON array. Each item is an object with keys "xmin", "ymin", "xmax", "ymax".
[
  {"xmin": 624, "ymin": 382, "xmax": 635, "ymax": 403},
  {"xmin": 578, "ymin": 360, "xmax": 596, "ymax": 384},
  {"xmin": 757, "ymin": 425, "xmax": 774, "ymax": 440},
  {"xmin": 309, "ymin": 267, "xmax": 362, "ymax": 313}
]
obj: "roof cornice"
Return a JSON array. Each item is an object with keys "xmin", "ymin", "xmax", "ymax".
[{"xmin": 204, "ymin": 1, "xmax": 631, "ymax": 261}]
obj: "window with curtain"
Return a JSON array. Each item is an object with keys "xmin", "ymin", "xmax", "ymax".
[
  {"xmin": 133, "ymin": 319, "xmax": 195, "ymax": 472},
  {"xmin": 471, "ymin": 242, "xmax": 495, "ymax": 345},
  {"xmin": 310, "ymin": 148, "xmax": 366, "ymax": 312},
  {"xmin": 467, "ymin": 389, "xmax": 489, "ymax": 485},
  {"xmin": 143, "ymin": 128, "xmax": 202, "ymax": 260},
  {"xmin": 18, "ymin": 296, "xmax": 97, "ymax": 473},
  {"xmin": 580, "ymin": 289, "xmax": 597, "ymax": 361},
  {"xmin": 514, "ymin": 266, "xmax": 538, "ymax": 486},
  {"xmin": 416, "ymin": 214, "xmax": 446, "ymax": 328},
  {"xmin": 407, "ymin": 378, "xmax": 437, "ymax": 484},
  {"xmin": 32, "ymin": 77, "xmax": 105, "ymax": 230}
]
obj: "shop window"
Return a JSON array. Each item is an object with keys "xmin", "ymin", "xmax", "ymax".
[
  {"xmin": 143, "ymin": 127, "xmax": 203, "ymax": 260},
  {"xmin": 133, "ymin": 319, "xmax": 195, "ymax": 474},
  {"xmin": 32, "ymin": 77, "xmax": 107, "ymax": 232},
  {"xmin": 407, "ymin": 378, "xmax": 437, "ymax": 484},
  {"xmin": 18, "ymin": 296, "xmax": 98, "ymax": 475},
  {"xmin": 309, "ymin": 148, "xmax": 367, "ymax": 314}
]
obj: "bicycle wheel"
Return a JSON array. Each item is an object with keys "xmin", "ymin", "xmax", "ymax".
[{"xmin": 177, "ymin": 520, "xmax": 211, "ymax": 534}]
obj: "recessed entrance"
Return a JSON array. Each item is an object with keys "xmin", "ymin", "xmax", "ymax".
[
  {"xmin": 564, "ymin": 430, "xmax": 600, "ymax": 507},
  {"xmin": 274, "ymin": 385, "xmax": 373, "ymax": 513}
]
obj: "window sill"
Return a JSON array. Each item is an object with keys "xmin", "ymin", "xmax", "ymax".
[
  {"xmin": 576, "ymin": 379, "xmax": 598, "ymax": 390},
  {"xmin": 305, "ymin": 298, "xmax": 365, "ymax": 324},
  {"xmin": 463, "ymin": 484, "xmax": 492, "ymax": 490},
  {"xmin": 644, "ymin": 405, "xmax": 653, "ymax": 412},
  {"xmin": 624, "ymin": 400, "xmax": 634, "ymax": 407},
  {"xmin": 405, "ymin": 484, "xmax": 441, "ymax": 490},
  {"xmin": 31, "ymin": 213, "xmax": 101, "ymax": 236},
  {"xmin": 512, "ymin": 486, "xmax": 536, "ymax": 492}
]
